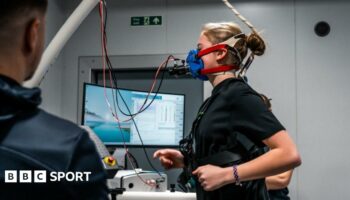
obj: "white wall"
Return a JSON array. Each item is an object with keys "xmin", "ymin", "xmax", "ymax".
[
  {"xmin": 296, "ymin": 0, "xmax": 350, "ymax": 199},
  {"xmin": 38, "ymin": 0, "xmax": 65, "ymax": 116},
  {"xmin": 39, "ymin": 0, "xmax": 350, "ymax": 199}
]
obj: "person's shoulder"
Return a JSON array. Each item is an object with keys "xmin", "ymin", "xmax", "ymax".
[
  {"xmin": 228, "ymin": 78, "xmax": 261, "ymax": 96},
  {"xmin": 9, "ymin": 108, "xmax": 85, "ymax": 140},
  {"xmin": 1, "ymin": 109, "xmax": 109, "ymax": 199},
  {"xmin": 3, "ymin": 109, "xmax": 89, "ymax": 170},
  {"xmin": 220, "ymin": 78, "xmax": 252, "ymax": 100},
  {"xmin": 23, "ymin": 109, "xmax": 89, "ymax": 150},
  {"xmin": 221, "ymin": 79, "xmax": 265, "ymax": 110},
  {"xmin": 34, "ymin": 109, "xmax": 83, "ymax": 133}
]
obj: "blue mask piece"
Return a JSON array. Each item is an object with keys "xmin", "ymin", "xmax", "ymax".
[{"xmin": 186, "ymin": 49, "xmax": 208, "ymax": 81}]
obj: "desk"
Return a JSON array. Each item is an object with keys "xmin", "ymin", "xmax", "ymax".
[{"xmin": 115, "ymin": 191, "xmax": 196, "ymax": 200}]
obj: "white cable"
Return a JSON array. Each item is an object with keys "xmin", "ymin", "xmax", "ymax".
[
  {"xmin": 24, "ymin": 0, "xmax": 100, "ymax": 88},
  {"xmin": 222, "ymin": 0, "xmax": 257, "ymax": 33}
]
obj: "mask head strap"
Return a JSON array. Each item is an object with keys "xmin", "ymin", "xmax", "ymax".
[
  {"xmin": 197, "ymin": 33, "xmax": 245, "ymax": 62},
  {"xmin": 221, "ymin": 33, "xmax": 245, "ymax": 64},
  {"xmin": 197, "ymin": 44, "xmax": 227, "ymax": 58},
  {"xmin": 221, "ymin": 33, "xmax": 245, "ymax": 46},
  {"xmin": 200, "ymin": 65, "xmax": 240, "ymax": 75}
]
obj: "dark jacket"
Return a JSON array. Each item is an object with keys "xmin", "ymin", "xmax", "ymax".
[{"xmin": 0, "ymin": 75, "xmax": 108, "ymax": 199}]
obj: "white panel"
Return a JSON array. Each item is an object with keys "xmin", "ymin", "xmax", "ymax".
[
  {"xmin": 296, "ymin": 1, "xmax": 350, "ymax": 199},
  {"xmin": 107, "ymin": 0, "xmax": 167, "ymax": 55},
  {"xmin": 60, "ymin": 10, "xmax": 100, "ymax": 122},
  {"xmin": 167, "ymin": 0, "xmax": 224, "ymax": 54},
  {"xmin": 39, "ymin": 0, "xmax": 65, "ymax": 116}
]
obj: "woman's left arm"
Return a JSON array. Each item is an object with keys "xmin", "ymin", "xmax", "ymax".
[
  {"xmin": 266, "ymin": 169, "xmax": 293, "ymax": 190},
  {"xmin": 193, "ymin": 130, "xmax": 301, "ymax": 191}
]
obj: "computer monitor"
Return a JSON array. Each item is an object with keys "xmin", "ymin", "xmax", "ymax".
[{"xmin": 82, "ymin": 83, "xmax": 185, "ymax": 147}]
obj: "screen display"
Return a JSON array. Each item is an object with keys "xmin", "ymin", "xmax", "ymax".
[{"xmin": 82, "ymin": 83, "xmax": 184, "ymax": 146}]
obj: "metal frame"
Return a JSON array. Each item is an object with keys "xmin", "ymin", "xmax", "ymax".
[{"xmin": 77, "ymin": 53, "xmax": 190, "ymax": 123}]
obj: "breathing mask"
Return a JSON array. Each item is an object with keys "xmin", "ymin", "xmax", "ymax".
[{"xmin": 169, "ymin": 33, "xmax": 245, "ymax": 81}]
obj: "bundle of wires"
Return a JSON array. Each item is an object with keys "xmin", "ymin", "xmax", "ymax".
[{"xmin": 98, "ymin": 0, "xmax": 175, "ymax": 186}]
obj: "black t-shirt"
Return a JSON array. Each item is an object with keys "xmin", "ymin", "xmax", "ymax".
[
  {"xmin": 269, "ymin": 188, "xmax": 290, "ymax": 200},
  {"xmin": 193, "ymin": 78, "xmax": 285, "ymax": 200}
]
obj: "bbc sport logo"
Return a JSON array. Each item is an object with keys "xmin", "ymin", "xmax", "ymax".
[{"xmin": 4, "ymin": 170, "xmax": 91, "ymax": 183}]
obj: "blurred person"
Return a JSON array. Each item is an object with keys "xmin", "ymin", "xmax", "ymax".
[{"xmin": 0, "ymin": 1, "xmax": 108, "ymax": 199}]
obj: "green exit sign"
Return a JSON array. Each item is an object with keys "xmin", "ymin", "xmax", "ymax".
[{"xmin": 131, "ymin": 16, "xmax": 162, "ymax": 26}]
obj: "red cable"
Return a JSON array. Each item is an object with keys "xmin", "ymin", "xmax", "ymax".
[{"xmin": 98, "ymin": 0, "xmax": 158, "ymax": 187}]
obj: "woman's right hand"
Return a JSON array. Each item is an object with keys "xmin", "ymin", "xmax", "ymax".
[{"xmin": 153, "ymin": 149, "xmax": 185, "ymax": 169}]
